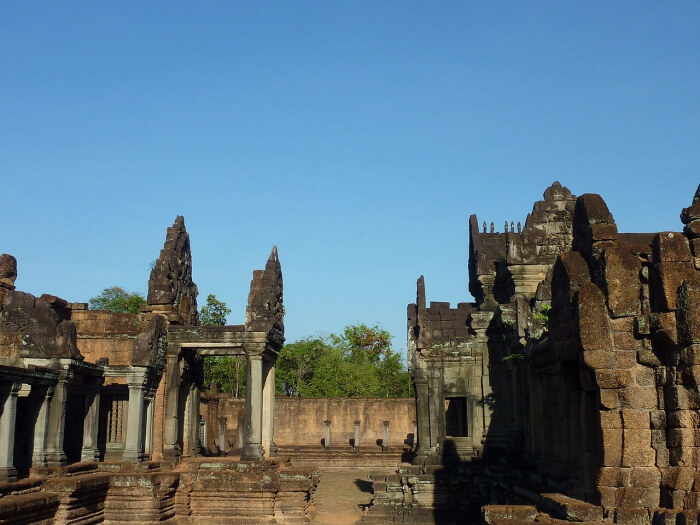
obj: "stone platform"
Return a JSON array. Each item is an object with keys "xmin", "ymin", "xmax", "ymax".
[{"xmin": 0, "ymin": 458, "xmax": 316, "ymax": 524}]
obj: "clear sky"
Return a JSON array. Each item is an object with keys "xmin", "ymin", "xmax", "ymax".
[{"xmin": 2, "ymin": 2, "xmax": 698, "ymax": 355}]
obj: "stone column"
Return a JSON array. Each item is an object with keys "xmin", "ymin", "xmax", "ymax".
[
  {"xmin": 81, "ymin": 379, "xmax": 101, "ymax": 462},
  {"xmin": 414, "ymin": 378, "xmax": 430, "ymax": 461},
  {"xmin": 46, "ymin": 373, "xmax": 70, "ymax": 467},
  {"xmin": 324, "ymin": 420, "xmax": 331, "ymax": 448},
  {"xmin": 383, "ymin": 420, "xmax": 390, "ymax": 450},
  {"xmin": 144, "ymin": 397, "xmax": 154, "ymax": 456},
  {"xmin": 123, "ymin": 371, "xmax": 147, "ymax": 462},
  {"xmin": 0, "ymin": 383, "xmax": 21, "ymax": 481},
  {"xmin": 353, "ymin": 421, "xmax": 361, "ymax": 449},
  {"xmin": 262, "ymin": 359, "xmax": 277, "ymax": 458},
  {"xmin": 163, "ymin": 353, "xmax": 181, "ymax": 460},
  {"xmin": 241, "ymin": 354, "xmax": 264, "ymax": 460},
  {"xmin": 427, "ymin": 370, "xmax": 442, "ymax": 455},
  {"xmin": 32, "ymin": 386, "xmax": 53, "ymax": 468},
  {"xmin": 189, "ymin": 384, "xmax": 201, "ymax": 456}
]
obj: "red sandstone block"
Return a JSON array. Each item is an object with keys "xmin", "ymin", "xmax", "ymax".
[
  {"xmin": 596, "ymin": 369, "xmax": 634, "ymax": 389},
  {"xmin": 600, "ymin": 410, "xmax": 622, "ymax": 429},
  {"xmin": 616, "ymin": 486, "xmax": 660, "ymax": 508},
  {"xmin": 602, "ymin": 428, "xmax": 623, "ymax": 466},
  {"xmin": 662, "ymin": 466, "xmax": 695, "ymax": 491},
  {"xmin": 629, "ymin": 466, "xmax": 660, "ymax": 488},
  {"xmin": 619, "ymin": 387, "xmax": 658, "ymax": 409},
  {"xmin": 653, "ymin": 232, "xmax": 693, "ymax": 263},
  {"xmin": 598, "ymin": 467, "xmax": 631, "ymax": 488},
  {"xmin": 621, "ymin": 409, "xmax": 650, "ymax": 429},
  {"xmin": 582, "ymin": 350, "xmax": 616, "ymax": 370},
  {"xmin": 600, "ymin": 389, "xmax": 620, "ymax": 410}
]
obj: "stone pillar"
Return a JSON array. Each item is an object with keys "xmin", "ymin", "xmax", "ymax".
[
  {"xmin": 32, "ymin": 386, "xmax": 53, "ymax": 468},
  {"xmin": 383, "ymin": 420, "xmax": 390, "ymax": 450},
  {"xmin": 81, "ymin": 380, "xmax": 101, "ymax": 462},
  {"xmin": 163, "ymin": 353, "xmax": 181, "ymax": 460},
  {"xmin": 144, "ymin": 398, "xmax": 154, "ymax": 456},
  {"xmin": 123, "ymin": 371, "xmax": 147, "ymax": 462},
  {"xmin": 414, "ymin": 378, "xmax": 430, "ymax": 461},
  {"xmin": 353, "ymin": 421, "xmax": 361, "ymax": 450},
  {"xmin": 262, "ymin": 359, "xmax": 277, "ymax": 458},
  {"xmin": 46, "ymin": 373, "xmax": 70, "ymax": 467},
  {"xmin": 241, "ymin": 354, "xmax": 264, "ymax": 460},
  {"xmin": 0, "ymin": 383, "xmax": 21, "ymax": 481},
  {"xmin": 189, "ymin": 384, "xmax": 201, "ymax": 456},
  {"xmin": 324, "ymin": 420, "xmax": 331, "ymax": 448},
  {"xmin": 428, "ymin": 370, "xmax": 442, "ymax": 455}
]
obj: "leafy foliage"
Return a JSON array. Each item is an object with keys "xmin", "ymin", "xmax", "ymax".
[
  {"xmin": 89, "ymin": 286, "xmax": 147, "ymax": 314},
  {"xmin": 276, "ymin": 324, "xmax": 413, "ymax": 398},
  {"xmin": 200, "ymin": 293, "xmax": 231, "ymax": 326},
  {"xmin": 201, "ymin": 294, "xmax": 246, "ymax": 397}
]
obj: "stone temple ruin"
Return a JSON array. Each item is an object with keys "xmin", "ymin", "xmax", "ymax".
[
  {"xmin": 365, "ymin": 182, "xmax": 700, "ymax": 524},
  {"xmin": 0, "ymin": 217, "xmax": 315, "ymax": 524},
  {"xmin": 3, "ymin": 183, "xmax": 700, "ymax": 525}
]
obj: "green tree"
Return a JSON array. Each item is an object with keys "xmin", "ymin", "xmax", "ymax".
[
  {"xmin": 275, "ymin": 324, "xmax": 413, "ymax": 398},
  {"xmin": 89, "ymin": 286, "xmax": 147, "ymax": 314},
  {"xmin": 200, "ymin": 294, "xmax": 245, "ymax": 396},
  {"xmin": 275, "ymin": 338, "xmax": 330, "ymax": 397},
  {"xmin": 200, "ymin": 293, "xmax": 231, "ymax": 326}
]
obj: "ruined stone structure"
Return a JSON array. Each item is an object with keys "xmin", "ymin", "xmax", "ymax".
[
  {"xmin": 0, "ymin": 217, "xmax": 314, "ymax": 523},
  {"xmin": 366, "ymin": 182, "xmax": 700, "ymax": 524},
  {"xmin": 201, "ymin": 395, "xmax": 416, "ymax": 468}
]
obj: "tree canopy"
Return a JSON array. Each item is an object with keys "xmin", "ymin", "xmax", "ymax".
[
  {"xmin": 276, "ymin": 324, "xmax": 412, "ymax": 398},
  {"xmin": 89, "ymin": 286, "xmax": 147, "ymax": 314},
  {"xmin": 200, "ymin": 293, "xmax": 231, "ymax": 326},
  {"xmin": 200, "ymin": 294, "xmax": 245, "ymax": 397}
]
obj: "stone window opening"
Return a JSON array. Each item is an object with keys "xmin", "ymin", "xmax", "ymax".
[{"xmin": 444, "ymin": 397, "xmax": 468, "ymax": 437}]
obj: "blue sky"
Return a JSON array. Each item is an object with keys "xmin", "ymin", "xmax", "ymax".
[{"xmin": 2, "ymin": 2, "xmax": 698, "ymax": 354}]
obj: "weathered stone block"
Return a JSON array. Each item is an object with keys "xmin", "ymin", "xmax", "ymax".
[
  {"xmin": 600, "ymin": 389, "xmax": 620, "ymax": 410},
  {"xmin": 669, "ymin": 446, "xmax": 697, "ymax": 466},
  {"xmin": 665, "ymin": 385, "xmax": 700, "ymax": 410},
  {"xmin": 630, "ymin": 466, "xmax": 661, "ymax": 488},
  {"xmin": 577, "ymin": 281, "xmax": 614, "ymax": 351},
  {"xmin": 598, "ymin": 467, "xmax": 631, "ymax": 487},
  {"xmin": 638, "ymin": 349, "xmax": 661, "ymax": 367},
  {"xmin": 621, "ymin": 409, "xmax": 649, "ymax": 429},
  {"xmin": 613, "ymin": 507, "xmax": 652, "ymax": 525},
  {"xmin": 662, "ymin": 466, "xmax": 695, "ymax": 491},
  {"xmin": 681, "ymin": 202, "xmax": 700, "ymax": 224},
  {"xmin": 622, "ymin": 429, "xmax": 655, "ymax": 466},
  {"xmin": 677, "ymin": 281, "xmax": 700, "ymax": 345},
  {"xmin": 615, "ymin": 486, "xmax": 660, "ymax": 507},
  {"xmin": 619, "ymin": 386, "xmax": 658, "ymax": 409},
  {"xmin": 582, "ymin": 350, "xmax": 615, "ymax": 370},
  {"xmin": 651, "ymin": 261, "xmax": 697, "ymax": 311},
  {"xmin": 614, "ymin": 331, "xmax": 642, "ymax": 351},
  {"xmin": 649, "ymin": 410, "xmax": 667, "ymax": 430},
  {"xmin": 684, "ymin": 220, "xmax": 700, "ymax": 238},
  {"xmin": 596, "ymin": 369, "xmax": 633, "ymax": 389},
  {"xmin": 482, "ymin": 504, "xmax": 537, "ymax": 524},
  {"xmin": 667, "ymin": 409, "xmax": 699, "ymax": 428},
  {"xmin": 653, "ymin": 232, "xmax": 693, "ymax": 263},
  {"xmin": 600, "ymin": 410, "xmax": 622, "ymax": 429},
  {"xmin": 602, "ymin": 428, "xmax": 623, "ymax": 466},
  {"xmin": 634, "ymin": 366, "xmax": 656, "ymax": 387}
]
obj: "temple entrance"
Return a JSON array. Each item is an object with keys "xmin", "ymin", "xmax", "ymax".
[{"xmin": 444, "ymin": 397, "xmax": 468, "ymax": 437}]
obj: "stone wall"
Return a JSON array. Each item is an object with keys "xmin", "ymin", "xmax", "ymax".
[{"xmin": 201, "ymin": 395, "xmax": 416, "ymax": 452}]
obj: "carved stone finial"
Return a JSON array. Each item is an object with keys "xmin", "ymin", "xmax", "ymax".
[
  {"xmin": 417, "ymin": 275, "xmax": 426, "ymax": 311},
  {"xmin": 483, "ymin": 221, "xmax": 487, "ymax": 233},
  {"xmin": 510, "ymin": 221, "xmax": 514, "ymax": 233},
  {"xmin": 517, "ymin": 222, "xmax": 522, "ymax": 233},
  {"xmin": 543, "ymin": 181, "xmax": 572, "ymax": 201},
  {"xmin": 504, "ymin": 221, "xmax": 508, "ymax": 233},
  {"xmin": 246, "ymin": 246, "xmax": 285, "ymax": 348},
  {"xmin": 490, "ymin": 222, "xmax": 494, "ymax": 233},
  {"xmin": 147, "ymin": 216, "xmax": 199, "ymax": 325}
]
